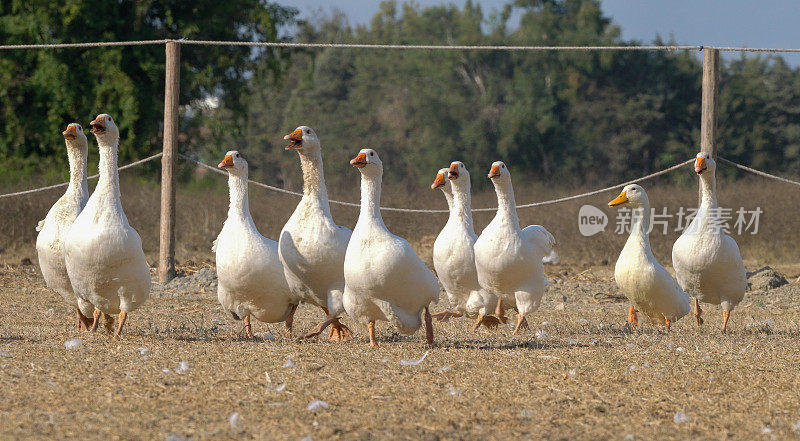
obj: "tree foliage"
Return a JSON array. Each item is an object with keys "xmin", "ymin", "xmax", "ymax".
[
  {"xmin": 0, "ymin": 0, "xmax": 295, "ymax": 176},
  {"xmin": 234, "ymin": 0, "xmax": 798, "ymax": 190}
]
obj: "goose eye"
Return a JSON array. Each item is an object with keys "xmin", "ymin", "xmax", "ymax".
[
  {"xmin": 369, "ymin": 152, "xmax": 374, "ymax": 156},
  {"xmin": 501, "ymin": 164, "xmax": 505, "ymax": 169}
]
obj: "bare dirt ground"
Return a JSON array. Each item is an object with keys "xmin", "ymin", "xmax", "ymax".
[{"xmin": 2, "ymin": 260, "xmax": 799, "ymax": 441}]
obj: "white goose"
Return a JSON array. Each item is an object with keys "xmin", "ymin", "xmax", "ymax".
[
  {"xmin": 279, "ymin": 126, "xmax": 352, "ymax": 341},
  {"xmin": 342, "ymin": 149, "xmax": 438, "ymax": 347},
  {"xmin": 474, "ymin": 161, "xmax": 555, "ymax": 333},
  {"xmin": 672, "ymin": 153, "xmax": 747, "ymax": 332},
  {"xmin": 64, "ymin": 114, "xmax": 150, "ymax": 340},
  {"xmin": 36, "ymin": 123, "xmax": 94, "ymax": 330},
  {"xmin": 431, "ymin": 162, "xmax": 499, "ymax": 330},
  {"xmin": 609, "ymin": 184, "xmax": 690, "ymax": 329},
  {"xmin": 215, "ymin": 151, "xmax": 297, "ymax": 338}
]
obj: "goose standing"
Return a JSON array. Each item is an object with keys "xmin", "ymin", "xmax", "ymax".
[
  {"xmin": 474, "ymin": 161, "xmax": 555, "ymax": 333},
  {"xmin": 64, "ymin": 114, "xmax": 150, "ymax": 340},
  {"xmin": 672, "ymin": 153, "xmax": 747, "ymax": 332},
  {"xmin": 342, "ymin": 149, "xmax": 438, "ymax": 347},
  {"xmin": 608, "ymin": 184, "xmax": 690, "ymax": 329},
  {"xmin": 36, "ymin": 123, "xmax": 95, "ymax": 330},
  {"xmin": 431, "ymin": 163, "xmax": 499, "ymax": 330},
  {"xmin": 215, "ymin": 151, "xmax": 297, "ymax": 338},
  {"xmin": 279, "ymin": 126, "xmax": 353, "ymax": 341}
]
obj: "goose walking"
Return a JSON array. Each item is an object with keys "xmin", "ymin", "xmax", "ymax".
[
  {"xmin": 431, "ymin": 162, "xmax": 499, "ymax": 330},
  {"xmin": 672, "ymin": 153, "xmax": 747, "ymax": 332},
  {"xmin": 36, "ymin": 123, "xmax": 94, "ymax": 330},
  {"xmin": 608, "ymin": 184, "xmax": 690, "ymax": 329},
  {"xmin": 279, "ymin": 126, "xmax": 353, "ymax": 341},
  {"xmin": 64, "ymin": 114, "xmax": 150, "ymax": 340},
  {"xmin": 214, "ymin": 151, "xmax": 296, "ymax": 338},
  {"xmin": 342, "ymin": 149, "xmax": 438, "ymax": 347},
  {"xmin": 473, "ymin": 161, "xmax": 555, "ymax": 333}
]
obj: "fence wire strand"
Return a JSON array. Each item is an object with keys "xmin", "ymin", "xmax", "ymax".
[
  {"xmin": 1, "ymin": 39, "xmax": 800, "ymax": 53},
  {"xmin": 2, "ymin": 154, "xmax": 797, "ymax": 211},
  {"xmin": 0, "ymin": 152, "xmax": 163, "ymax": 199}
]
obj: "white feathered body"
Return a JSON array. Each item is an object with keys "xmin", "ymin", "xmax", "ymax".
[
  {"xmin": 279, "ymin": 196, "xmax": 351, "ymax": 315},
  {"xmin": 433, "ymin": 210, "xmax": 496, "ymax": 317},
  {"xmin": 344, "ymin": 221, "xmax": 439, "ymax": 334},
  {"xmin": 474, "ymin": 217, "xmax": 553, "ymax": 317},
  {"xmin": 615, "ymin": 214, "xmax": 691, "ymax": 323},
  {"xmin": 65, "ymin": 185, "xmax": 150, "ymax": 315},
  {"xmin": 36, "ymin": 182, "xmax": 94, "ymax": 317},
  {"xmin": 672, "ymin": 199, "xmax": 747, "ymax": 311},
  {"xmin": 216, "ymin": 214, "xmax": 294, "ymax": 323}
]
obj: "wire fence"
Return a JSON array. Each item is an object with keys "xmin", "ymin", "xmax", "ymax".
[
  {"xmin": 2, "ymin": 39, "xmax": 800, "ymax": 52},
  {"xmin": 2, "ymin": 154, "xmax": 796, "ymax": 211}
]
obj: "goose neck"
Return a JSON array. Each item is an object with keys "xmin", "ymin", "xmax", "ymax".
[
  {"xmin": 494, "ymin": 182, "xmax": 519, "ymax": 225},
  {"xmin": 66, "ymin": 144, "xmax": 88, "ymax": 197},
  {"xmin": 629, "ymin": 203, "xmax": 652, "ymax": 248},
  {"xmin": 699, "ymin": 172, "xmax": 717, "ymax": 208},
  {"xmin": 450, "ymin": 186, "xmax": 474, "ymax": 230},
  {"xmin": 298, "ymin": 149, "xmax": 331, "ymax": 210},
  {"xmin": 227, "ymin": 172, "xmax": 250, "ymax": 219},
  {"xmin": 96, "ymin": 137, "xmax": 120, "ymax": 198},
  {"xmin": 358, "ymin": 172, "xmax": 385, "ymax": 228}
]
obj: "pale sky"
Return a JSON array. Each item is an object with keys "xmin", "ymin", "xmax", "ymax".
[{"xmin": 278, "ymin": 0, "xmax": 800, "ymax": 66}]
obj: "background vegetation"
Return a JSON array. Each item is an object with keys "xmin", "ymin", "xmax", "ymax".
[{"xmin": 1, "ymin": 0, "xmax": 798, "ymax": 189}]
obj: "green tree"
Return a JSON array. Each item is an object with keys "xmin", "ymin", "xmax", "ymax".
[{"xmin": 0, "ymin": 0, "xmax": 295, "ymax": 177}]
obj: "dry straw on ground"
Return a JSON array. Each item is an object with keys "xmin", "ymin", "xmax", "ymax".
[
  {"xmin": 1, "ymin": 260, "xmax": 799, "ymax": 440},
  {"xmin": 2, "ymin": 173, "xmax": 799, "ymax": 439}
]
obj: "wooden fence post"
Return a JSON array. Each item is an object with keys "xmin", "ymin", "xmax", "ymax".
[
  {"xmin": 159, "ymin": 40, "xmax": 180, "ymax": 283},
  {"xmin": 700, "ymin": 48, "xmax": 720, "ymax": 156}
]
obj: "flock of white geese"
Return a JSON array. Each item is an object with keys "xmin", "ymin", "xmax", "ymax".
[{"xmin": 35, "ymin": 118, "xmax": 747, "ymax": 345}]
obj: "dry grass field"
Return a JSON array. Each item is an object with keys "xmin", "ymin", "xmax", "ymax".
[{"xmin": 2, "ymin": 172, "xmax": 799, "ymax": 440}]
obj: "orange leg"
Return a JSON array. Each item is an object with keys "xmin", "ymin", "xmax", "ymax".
[
  {"xmin": 89, "ymin": 308, "xmax": 101, "ymax": 332},
  {"xmin": 424, "ymin": 307, "xmax": 434, "ymax": 347},
  {"xmin": 368, "ymin": 320, "xmax": 378, "ymax": 348},
  {"xmin": 494, "ymin": 298, "xmax": 507, "ymax": 324},
  {"xmin": 112, "ymin": 310, "xmax": 127, "ymax": 341},
  {"xmin": 627, "ymin": 306, "xmax": 638, "ymax": 326},
  {"xmin": 721, "ymin": 310, "xmax": 731, "ymax": 333},
  {"xmin": 329, "ymin": 319, "xmax": 354, "ymax": 342},
  {"xmin": 693, "ymin": 298, "xmax": 704, "ymax": 326},
  {"xmin": 513, "ymin": 314, "xmax": 529, "ymax": 334},
  {"xmin": 284, "ymin": 304, "xmax": 297, "ymax": 339},
  {"xmin": 243, "ymin": 314, "xmax": 253, "ymax": 339},
  {"xmin": 664, "ymin": 316, "xmax": 671, "ymax": 332}
]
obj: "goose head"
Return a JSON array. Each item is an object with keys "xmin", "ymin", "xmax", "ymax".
[
  {"xmin": 218, "ymin": 150, "xmax": 248, "ymax": 176},
  {"xmin": 431, "ymin": 168, "xmax": 449, "ymax": 190},
  {"xmin": 448, "ymin": 161, "xmax": 471, "ymax": 189},
  {"xmin": 62, "ymin": 123, "xmax": 88, "ymax": 151},
  {"xmin": 487, "ymin": 161, "xmax": 511, "ymax": 187},
  {"xmin": 608, "ymin": 184, "xmax": 649, "ymax": 209},
  {"xmin": 283, "ymin": 126, "xmax": 320, "ymax": 152},
  {"xmin": 89, "ymin": 114, "xmax": 119, "ymax": 143},
  {"xmin": 350, "ymin": 148, "xmax": 382, "ymax": 178},
  {"xmin": 694, "ymin": 151, "xmax": 715, "ymax": 176}
]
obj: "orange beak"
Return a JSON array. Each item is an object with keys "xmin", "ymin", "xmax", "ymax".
[
  {"xmin": 448, "ymin": 163, "xmax": 459, "ymax": 180},
  {"xmin": 488, "ymin": 165, "xmax": 501, "ymax": 179},
  {"xmin": 350, "ymin": 152, "xmax": 367, "ymax": 168},
  {"xmin": 218, "ymin": 154, "xmax": 234, "ymax": 168},
  {"xmin": 90, "ymin": 115, "xmax": 106, "ymax": 134},
  {"xmin": 284, "ymin": 128, "xmax": 303, "ymax": 150},
  {"xmin": 608, "ymin": 191, "xmax": 628, "ymax": 206},
  {"xmin": 62, "ymin": 125, "xmax": 77, "ymax": 140},
  {"xmin": 695, "ymin": 157, "xmax": 707, "ymax": 174},
  {"xmin": 431, "ymin": 172, "xmax": 446, "ymax": 189}
]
